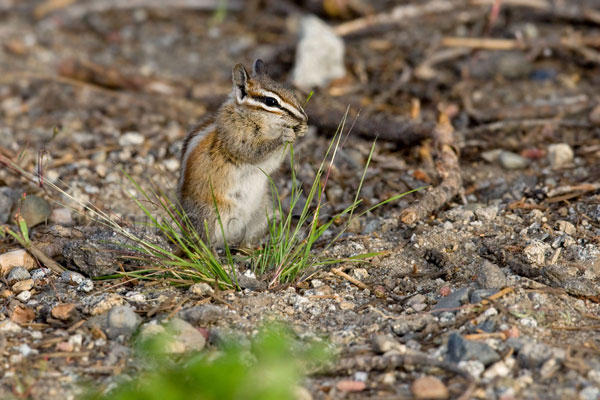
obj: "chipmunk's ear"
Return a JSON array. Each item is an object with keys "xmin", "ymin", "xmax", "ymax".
[
  {"xmin": 252, "ymin": 59, "xmax": 267, "ymax": 76},
  {"xmin": 232, "ymin": 63, "xmax": 249, "ymax": 102}
]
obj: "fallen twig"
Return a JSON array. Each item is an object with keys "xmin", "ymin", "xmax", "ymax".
[
  {"xmin": 24, "ymin": 241, "xmax": 66, "ymax": 274},
  {"xmin": 331, "ymin": 267, "xmax": 368, "ymax": 290},
  {"xmin": 547, "ymin": 183, "xmax": 600, "ymax": 198},
  {"xmin": 471, "ymin": 0, "xmax": 600, "ymax": 25},
  {"xmin": 442, "ymin": 34, "xmax": 600, "ymax": 65},
  {"xmin": 460, "ymin": 118, "xmax": 591, "ymax": 136},
  {"xmin": 334, "ymin": 0, "xmax": 468, "ymax": 36},
  {"xmin": 400, "ymin": 112, "xmax": 462, "ymax": 224},
  {"xmin": 305, "ymin": 98, "xmax": 432, "ymax": 146}
]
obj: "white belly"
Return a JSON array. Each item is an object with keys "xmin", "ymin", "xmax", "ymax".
[{"xmin": 226, "ymin": 164, "xmax": 268, "ymax": 222}]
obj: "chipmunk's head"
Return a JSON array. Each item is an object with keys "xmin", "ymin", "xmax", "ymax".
[{"xmin": 231, "ymin": 59, "xmax": 308, "ymax": 139}]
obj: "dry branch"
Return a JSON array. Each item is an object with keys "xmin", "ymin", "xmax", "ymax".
[
  {"xmin": 460, "ymin": 118, "xmax": 591, "ymax": 136},
  {"xmin": 400, "ymin": 113, "xmax": 462, "ymax": 224},
  {"xmin": 472, "ymin": 0, "xmax": 600, "ymax": 25},
  {"xmin": 442, "ymin": 34, "xmax": 600, "ymax": 65},
  {"xmin": 305, "ymin": 98, "xmax": 433, "ymax": 146},
  {"xmin": 334, "ymin": 0, "xmax": 468, "ymax": 36}
]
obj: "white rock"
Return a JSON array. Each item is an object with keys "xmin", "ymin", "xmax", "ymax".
[
  {"xmin": 16, "ymin": 290, "xmax": 31, "ymax": 302},
  {"xmin": 189, "ymin": 282, "xmax": 214, "ymax": 296},
  {"xmin": 0, "ymin": 320, "xmax": 22, "ymax": 333},
  {"xmin": 292, "ymin": 15, "xmax": 345, "ymax": 90},
  {"xmin": 118, "ymin": 131, "xmax": 145, "ymax": 147},
  {"xmin": 458, "ymin": 360, "xmax": 485, "ymax": 379},
  {"xmin": 547, "ymin": 143, "xmax": 573, "ymax": 169},
  {"xmin": 0, "ymin": 249, "xmax": 35, "ymax": 276},
  {"xmin": 499, "ymin": 151, "xmax": 529, "ymax": 169},
  {"xmin": 483, "ymin": 358, "xmax": 515, "ymax": 379},
  {"xmin": 352, "ymin": 268, "xmax": 369, "ymax": 280},
  {"xmin": 556, "ymin": 220, "xmax": 576, "ymax": 236},
  {"xmin": 50, "ymin": 208, "xmax": 72, "ymax": 225},
  {"xmin": 523, "ymin": 240, "xmax": 551, "ymax": 266},
  {"xmin": 163, "ymin": 158, "xmax": 179, "ymax": 172}
]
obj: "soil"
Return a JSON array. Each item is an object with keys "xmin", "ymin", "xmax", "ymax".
[{"xmin": 1, "ymin": 1, "xmax": 600, "ymax": 399}]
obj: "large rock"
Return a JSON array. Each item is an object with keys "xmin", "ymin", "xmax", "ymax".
[
  {"xmin": 292, "ymin": 15, "xmax": 345, "ymax": 90},
  {"xmin": 106, "ymin": 305, "xmax": 141, "ymax": 339},
  {"xmin": 19, "ymin": 194, "xmax": 51, "ymax": 227}
]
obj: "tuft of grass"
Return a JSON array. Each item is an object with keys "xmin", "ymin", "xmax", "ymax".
[
  {"xmin": 82, "ymin": 323, "xmax": 330, "ymax": 400},
  {"xmin": 121, "ymin": 174, "xmax": 238, "ymax": 289},
  {"xmin": 253, "ymin": 109, "xmax": 423, "ymax": 286}
]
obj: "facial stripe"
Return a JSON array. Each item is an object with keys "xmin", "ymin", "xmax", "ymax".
[
  {"xmin": 246, "ymin": 89, "xmax": 306, "ymax": 120},
  {"xmin": 241, "ymin": 97, "xmax": 285, "ymax": 114}
]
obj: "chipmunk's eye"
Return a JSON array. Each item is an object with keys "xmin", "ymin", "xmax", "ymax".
[{"xmin": 264, "ymin": 97, "xmax": 279, "ymax": 107}]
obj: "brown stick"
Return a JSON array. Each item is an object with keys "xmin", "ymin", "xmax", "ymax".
[
  {"xmin": 471, "ymin": 0, "xmax": 600, "ymax": 25},
  {"xmin": 334, "ymin": 0, "xmax": 468, "ymax": 36},
  {"xmin": 460, "ymin": 118, "xmax": 591, "ymax": 136},
  {"xmin": 23, "ymin": 241, "xmax": 66, "ymax": 275},
  {"xmin": 400, "ymin": 113, "xmax": 462, "ymax": 224},
  {"xmin": 305, "ymin": 98, "xmax": 433, "ymax": 146},
  {"xmin": 331, "ymin": 267, "xmax": 368, "ymax": 290},
  {"xmin": 442, "ymin": 35, "xmax": 600, "ymax": 65}
]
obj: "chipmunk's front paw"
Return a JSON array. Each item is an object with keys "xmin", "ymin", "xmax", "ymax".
[
  {"xmin": 282, "ymin": 129, "xmax": 296, "ymax": 144},
  {"xmin": 294, "ymin": 123, "xmax": 307, "ymax": 137}
]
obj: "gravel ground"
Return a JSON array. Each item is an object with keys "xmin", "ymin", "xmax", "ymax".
[{"xmin": 1, "ymin": 1, "xmax": 600, "ymax": 399}]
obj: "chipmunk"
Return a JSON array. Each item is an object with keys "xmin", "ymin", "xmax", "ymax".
[{"xmin": 177, "ymin": 59, "xmax": 308, "ymax": 247}]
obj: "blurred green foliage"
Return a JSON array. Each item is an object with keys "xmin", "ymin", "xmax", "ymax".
[{"xmin": 82, "ymin": 324, "xmax": 330, "ymax": 400}]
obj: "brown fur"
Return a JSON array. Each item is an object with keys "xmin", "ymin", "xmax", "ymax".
[{"xmin": 177, "ymin": 61, "xmax": 308, "ymax": 247}]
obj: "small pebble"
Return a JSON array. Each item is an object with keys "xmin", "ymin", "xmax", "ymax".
[
  {"xmin": 354, "ymin": 371, "xmax": 368, "ymax": 382},
  {"xmin": 579, "ymin": 386, "xmax": 600, "ymax": 400},
  {"xmin": 483, "ymin": 358, "xmax": 515, "ymax": 379},
  {"xmin": 0, "ymin": 320, "xmax": 22, "ymax": 333},
  {"xmin": 106, "ymin": 305, "xmax": 142, "ymax": 339},
  {"xmin": 519, "ymin": 317, "xmax": 538, "ymax": 328},
  {"xmin": 411, "ymin": 376, "xmax": 449, "ymax": 399},
  {"xmin": 52, "ymin": 303, "xmax": 78, "ymax": 321},
  {"xmin": 12, "ymin": 279, "xmax": 34, "ymax": 293},
  {"xmin": 352, "ymin": 268, "xmax": 368, "ymax": 280},
  {"xmin": 163, "ymin": 158, "xmax": 179, "ymax": 171},
  {"xmin": 118, "ymin": 131, "xmax": 145, "ymax": 146},
  {"xmin": 499, "ymin": 151, "xmax": 530, "ymax": 169},
  {"xmin": 189, "ymin": 282, "xmax": 214, "ymax": 296},
  {"xmin": 547, "ymin": 143, "xmax": 573, "ymax": 169},
  {"xmin": 555, "ymin": 220, "xmax": 576, "ymax": 236},
  {"xmin": 518, "ymin": 342, "xmax": 549, "ymax": 368},
  {"xmin": 6, "ymin": 266, "xmax": 31, "ymax": 285},
  {"xmin": 30, "ymin": 268, "xmax": 50, "ymax": 280},
  {"xmin": 336, "ymin": 380, "xmax": 365, "ymax": 393},
  {"xmin": 78, "ymin": 279, "xmax": 94, "ymax": 292},
  {"xmin": 50, "ymin": 208, "xmax": 73, "ymax": 225},
  {"xmin": 475, "ymin": 205, "xmax": 498, "ymax": 222},
  {"xmin": 16, "ymin": 290, "xmax": 31, "ymax": 302},
  {"xmin": 61, "ymin": 270, "xmax": 85, "ymax": 285},
  {"xmin": 476, "ymin": 261, "xmax": 506, "ymax": 289}
]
